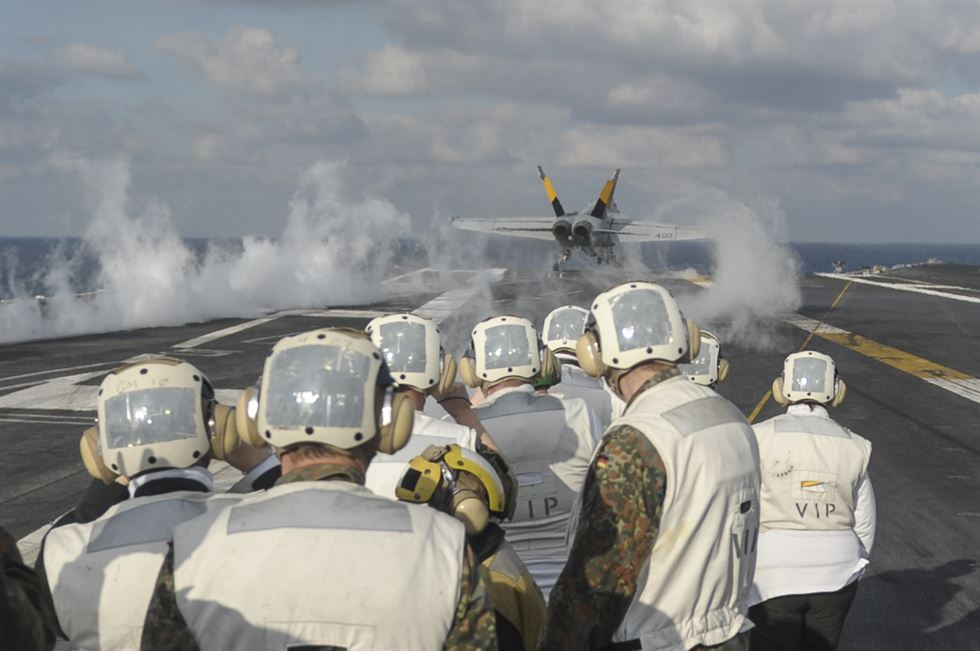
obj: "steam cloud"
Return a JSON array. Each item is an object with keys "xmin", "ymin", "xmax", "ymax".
[{"xmin": 0, "ymin": 156, "xmax": 406, "ymax": 343}]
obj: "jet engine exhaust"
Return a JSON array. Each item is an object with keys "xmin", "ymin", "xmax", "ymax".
[
  {"xmin": 572, "ymin": 219, "xmax": 593, "ymax": 246},
  {"xmin": 552, "ymin": 219, "xmax": 572, "ymax": 243}
]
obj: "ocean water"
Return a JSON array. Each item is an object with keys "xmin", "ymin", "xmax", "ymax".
[{"xmin": 2, "ymin": 237, "xmax": 978, "ymax": 301}]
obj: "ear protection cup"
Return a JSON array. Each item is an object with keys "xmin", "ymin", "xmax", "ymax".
[
  {"xmin": 378, "ymin": 390, "xmax": 414, "ymax": 454},
  {"xmin": 576, "ymin": 332, "xmax": 605, "ymax": 378},
  {"xmin": 686, "ymin": 319, "xmax": 701, "ymax": 363},
  {"xmin": 717, "ymin": 358, "xmax": 730, "ymax": 383},
  {"xmin": 438, "ymin": 354, "xmax": 458, "ymax": 394},
  {"xmin": 236, "ymin": 386, "xmax": 265, "ymax": 448},
  {"xmin": 209, "ymin": 403, "xmax": 241, "ymax": 461},
  {"xmin": 80, "ymin": 427, "xmax": 118, "ymax": 484},
  {"xmin": 459, "ymin": 355, "xmax": 481, "ymax": 388},
  {"xmin": 452, "ymin": 489, "xmax": 490, "ymax": 536},
  {"xmin": 771, "ymin": 377, "xmax": 789, "ymax": 405},
  {"xmin": 831, "ymin": 379, "xmax": 847, "ymax": 407},
  {"xmin": 540, "ymin": 347, "xmax": 561, "ymax": 384}
]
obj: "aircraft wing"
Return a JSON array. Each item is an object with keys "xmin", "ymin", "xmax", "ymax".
[
  {"xmin": 596, "ymin": 219, "xmax": 705, "ymax": 243},
  {"xmin": 451, "ymin": 217, "xmax": 557, "ymax": 241}
]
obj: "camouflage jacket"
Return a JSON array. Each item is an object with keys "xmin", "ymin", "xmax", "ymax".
[
  {"xmin": 140, "ymin": 461, "xmax": 497, "ymax": 650},
  {"xmin": 541, "ymin": 368, "xmax": 676, "ymax": 651}
]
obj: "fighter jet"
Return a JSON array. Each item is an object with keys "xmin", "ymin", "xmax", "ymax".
[{"xmin": 451, "ymin": 166, "xmax": 705, "ymax": 269}]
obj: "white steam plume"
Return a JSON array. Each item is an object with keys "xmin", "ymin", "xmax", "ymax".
[{"xmin": 0, "ymin": 156, "xmax": 406, "ymax": 343}]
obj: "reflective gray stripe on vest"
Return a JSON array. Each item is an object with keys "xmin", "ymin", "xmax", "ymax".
[
  {"xmin": 227, "ymin": 489, "xmax": 413, "ymax": 534},
  {"xmin": 773, "ymin": 415, "xmax": 850, "ymax": 439},
  {"xmin": 476, "ymin": 392, "xmax": 565, "ymax": 420},
  {"xmin": 87, "ymin": 498, "xmax": 215, "ymax": 553},
  {"xmin": 372, "ymin": 434, "xmax": 457, "ymax": 464},
  {"xmin": 661, "ymin": 396, "xmax": 746, "ymax": 437}
]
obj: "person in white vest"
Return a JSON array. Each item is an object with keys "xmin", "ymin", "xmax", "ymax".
[
  {"xmin": 678, "ymin": 330, "xmax": 731, "ymax": 389},
  {"xmin": 139, "ymin": 328, "xmax": 497, "ymax": 651},
  {"xmin": 543, "ymin": 281, "xmax": 761, "ymax": 651},
  {"xmin": 398, "ymin": 443, "xmax": 547, "ymax": 651},
  {"xmin": 460, "ymin": 315, "xmax": 598, "ymax": 600},
  {"xmin": 748, "ymin": 351, "xmax": 875, "ymax": 651},
  {"xmin": 541, "ymin": 305, "xmax": 615, "ymax": 439},
  {"xmin": 364, "ymin": 313, "xmax": 512, "ymax": 501},
  {"xmin": 38, "ymin": 356, "xmax": 247, "ymax": 651}
]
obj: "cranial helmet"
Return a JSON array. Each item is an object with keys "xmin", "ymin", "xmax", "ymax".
[
  {"xmin": 772, "ymin": 350, "xmax": 846, "ymax": 407},
  {"xmin": 678, "ymin": 330, "xmax": 730, "ymax": 387},
  {"xmin": 81, "ymin": 356, "xmax": 236, "ymax": 483},
  {"xmin": 365, "ymin": 314, "xmax": 457, "ymax": 394},
  {"xmin": 542, "ymin": 305, "xmax": 589, "ymax": 355},
  {"xmin": 396, "ymin": 444, "xmax": 509, "ymax": 535},
  {"xmin": 237, "ymin": 328, "xmax": 414, "ymax": 455},
  {"xmin": 575, "ymin": 282, "xmax": 700, "ymax": 379},
  {"xmin": 459, "ymin": 316, "xmax": 559, "ymax": 389}
]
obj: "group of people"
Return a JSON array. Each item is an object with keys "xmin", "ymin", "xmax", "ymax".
[{"xmin": 4, "ymin": 280, "xmax": 876, "ymax": 651}]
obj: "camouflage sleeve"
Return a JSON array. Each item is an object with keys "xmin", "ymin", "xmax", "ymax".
[
  {"xmin": 140, "ymin": 546, "xmax": 200, "ymax": 651},
  {"xmin": 443, "ymin": 545, "xmax": 498, "ymax": 651},
  {"xmin": 541, "ymin": 425, "xmax": 667, "ymax": 650}
]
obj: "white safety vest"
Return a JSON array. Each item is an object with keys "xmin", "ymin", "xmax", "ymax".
[
  {"xmin": 365, "ymin": 411, "xmax": 479, "ymax": 499},
  {"xmin": 750, "ymin": 404, "xmax": 874, "ymax": 602},
  {"xmin": 42, "ymin": 490, "xmax": 241, "ymax": 651},
  {"xmin": 474, "ymin": 384, "xmax": 596, "ymax": 598},
  {"xmin": 612, "ymin": 376, "xmax": 760, "ymax": 650},
  {"xmin": 552, "ymin": 356, "xmax": 615, "ymax": 439},
  {"xmin": 172, "ymin": 480, "xmax": 467, "ymax": 651}
]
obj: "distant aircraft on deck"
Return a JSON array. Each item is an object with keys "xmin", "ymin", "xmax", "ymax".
[{"xmin": 451, "ymin": 166, "xmax": 705, "ymax": 270}]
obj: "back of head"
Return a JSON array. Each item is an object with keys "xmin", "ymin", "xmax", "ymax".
[
  {"xmin": 240, "ymin": 328, "xmax": 415, "ymax": 461},
  {"xmin": 542, "ymin": 305, "xmax": 589, "ymax": 356},
  {"xmin": 678, "ymin": 330, "xmax": 729, "ymax": 387},
  {"xmin": 772, "ymin": 350, "xmax": 846, "ymax": 407},
  {"xmin": 85, "ymin": 356, "xmax": 214, "ymax": 480},
  {"xmin": 460, "ymin": 315, "xmax": 555, "ymax": 389},
  {"xmin": 576, "ymin": 281, "xmax": 700, "ymax": 382},
  {"xmin": 365, "ymin": 314, "xmax": 456, "ymax": 395},
  {"xmin": 396, "ymin": 443, "xmax": 511, "ymax": 535}
]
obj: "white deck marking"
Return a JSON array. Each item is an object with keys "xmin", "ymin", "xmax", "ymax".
[
  {"xmin": 816, "ymin": 273, "xmax": 980, "ymax": 304},
  {"xmin": 298, "ymin": 309, "xmax": 393, "ymax": 319},
  {"xmin": 0, "ymin": 371, "xmax": 103, "ymax": 411},
  {"xmin": 173, "ymin": 315, "xmax": 281, "ymax": 349},
  {"xmin": 413, "ymin": 268, "xmax": 506, "ymax": 324},
  {"xmin": 0, "ymin": 361, "xmax": 117, "ymax": 383}
]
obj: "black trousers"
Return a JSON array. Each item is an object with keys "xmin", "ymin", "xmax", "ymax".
[{"xmin": 748, "ymin": 581, "xmax": 859, "ymax": 651}]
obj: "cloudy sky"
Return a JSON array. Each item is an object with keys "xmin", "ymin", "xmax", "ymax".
[{"xmin": 1, "ymin": 1, "xmax": 977, "ymax": 242}]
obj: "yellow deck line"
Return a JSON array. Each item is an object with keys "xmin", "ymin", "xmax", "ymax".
[{"xmin": 811, "ymin": 331, "xmax": 971, "ymax": 380}]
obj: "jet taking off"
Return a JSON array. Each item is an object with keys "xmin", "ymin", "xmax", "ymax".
[{"xmin": 451, "ymin": 166, "xmax": 705, "ymax": 269}]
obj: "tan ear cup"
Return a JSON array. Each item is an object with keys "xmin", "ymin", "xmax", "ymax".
[
  {"xmin": 831, "ymin": 379, "xmax": 847, "ymax": 407},
  {"xmin": 379, "ymin": 391, "xmax": 415, "ymax": 454},
  {"xmin": 452, "ymin": 489, "xmax": 490, "ymax": 536},
  {"xmin": 236, "ymin": 387, "xmax": 265, "ymax": 448},
  {"xmin": 771, "ymin": 377, "xmax": 789, "ymax": 405},
  {"xmin": 459, "ymin": 356, "xmax": 481, "ymax": 388},
  {"xmin": 686, "ymin": 320, "xmax": 701, "ymax": 363},
  {"xmin": 718, "ymin": 358, "xmax": 730, "ymax": 383},
  {"xmin": 80, "ymin": 427, "xmax": 117, "ymax": 484},
  {"xmin": 576, "ymin": 332, "xmax": 605, "ymax": 378},
  {"xmin": 438, "ymin": 354, "xmax": 458, "ymax": 394},
  {"xmin": 209, "ymin": 403, "xmax": 241, "ymax": 461},
  {"xmin": 540, "ymin": 347, "xmax": 561, "ymax": 384}
]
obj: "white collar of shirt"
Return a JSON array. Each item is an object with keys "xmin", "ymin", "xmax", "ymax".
[
  {"xmin": 480, "ymin": 382, "xmax": 534, "ymax": 406},
  {"xmin": 787, "ymin": 403, "xmax": 831, "ymax": 419},
  {"xmin": 127, "ymin": 465, "xmax": 214, "ymax": 498}
]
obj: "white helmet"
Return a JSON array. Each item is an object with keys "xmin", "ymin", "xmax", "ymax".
[
  {"xmin": 772, "ymin": 350, "xmax": 846, "ymax": 407},
  {"xmin": 542, "ymin": 305, "xmax": 589, "ymax": 355},
  {"xmin": 678, "ymin": 330, "xmax": 729, "ymax": 387},
  {"xmin": 459, "ymin": 315, "xmax": 558, "ymax": 388},
  {"xmin": 365, "ymin": 314, "xmax": 456, "ymax": 394},
  {"xmin": 82, "ymin": 356, "xmax": 220, "ymax": 481},
  {"xmin": 241, "ymin": 328, "xmax": 414, "ymax": 455},
  {"xmin": 576, "ymin": 282, "xmax": 700, "ymax": 378}
]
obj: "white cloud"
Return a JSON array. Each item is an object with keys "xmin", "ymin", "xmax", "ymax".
[
  {"xmin": 158, "ymin": 26, "xmax": 307, "ymax": 97},
  {"xmin": 345, "ymin": 45, "xmax": 430, "ymax": 96},
  {"xmin": 55, "ymin": 43, "xmax": 139, "ymax": 78},
  {"xmin": 558, "ymin": 125, "xmax": 727, "ymax": 169}
]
